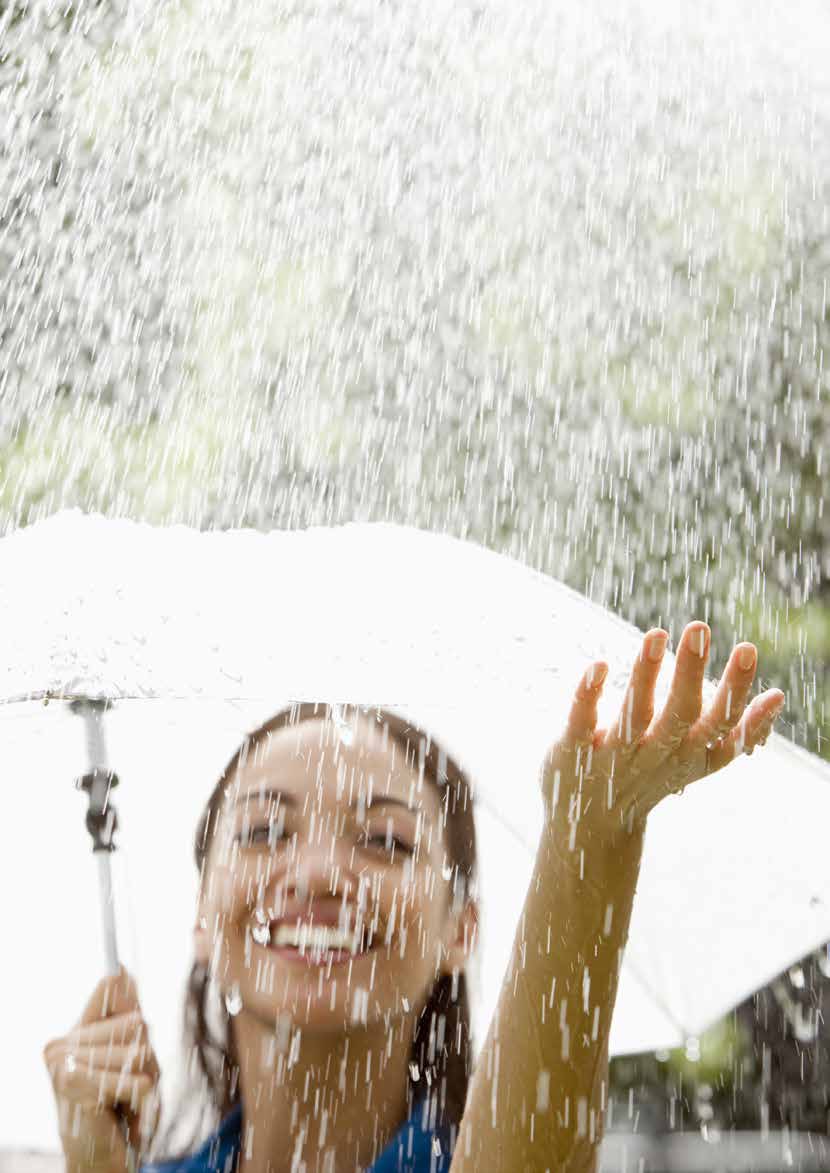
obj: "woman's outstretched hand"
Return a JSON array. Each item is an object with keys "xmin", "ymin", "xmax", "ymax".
[{"xmin": 541, "ymin": 620, "xmax": 786, "ymax": 844}]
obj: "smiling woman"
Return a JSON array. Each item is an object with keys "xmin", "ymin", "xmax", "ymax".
[
  {"xmin": 41, "ymin": 623, "xmax": 786, "ymax": 1173},
  {"xmin": 146, "ymin": 701, "xmax": 479, "ymax": 1172}
]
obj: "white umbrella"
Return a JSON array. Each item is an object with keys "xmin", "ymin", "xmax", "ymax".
[{"xmin": 2, "ymin": 510, "xmax": 829, "ymax": 1152}]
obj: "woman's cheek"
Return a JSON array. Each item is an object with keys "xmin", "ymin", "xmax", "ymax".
[
  {"xmin": 211, "ymin": 836, "xmax": 266, "ymax": 911},
  {"xmin": 208, "ymin": 861, "xmax": 244, "ymax": 914}
]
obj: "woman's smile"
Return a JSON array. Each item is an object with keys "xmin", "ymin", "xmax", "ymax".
[{"xmin": 247, "ymin": 915, "xmax": 380, "ymax": 968}]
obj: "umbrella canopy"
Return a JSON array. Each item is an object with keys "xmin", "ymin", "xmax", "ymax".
[{"xmin": 2, "ymin": 511, "xmax": 830, "ymax": 1151}]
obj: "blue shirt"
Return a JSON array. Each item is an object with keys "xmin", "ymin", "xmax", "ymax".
[{"xmin": 142, "ymin": 1096, "xmax": 454, "ymax": 1173}]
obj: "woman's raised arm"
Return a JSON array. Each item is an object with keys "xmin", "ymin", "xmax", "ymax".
[{"xmin": 450, "ymin": 621, "xmax": 785, "ymax": 1172}]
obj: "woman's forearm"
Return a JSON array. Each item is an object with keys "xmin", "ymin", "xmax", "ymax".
[{"xmin": 450, "ymin": 821, "xmax": 646, "ymax": 1172}]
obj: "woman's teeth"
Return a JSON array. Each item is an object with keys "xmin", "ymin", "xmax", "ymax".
[
  {"xmin": 251, "ymin": 921, "xmax": 375, "ymax": 956},
  {"xmin": 273, "ymin": 924, "xmax": 360, "ymax": 951}
]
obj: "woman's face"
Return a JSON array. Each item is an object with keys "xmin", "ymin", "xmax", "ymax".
[{"xmin": 194, "ymin": 716, "xmax": 475, "ymax": 1032}]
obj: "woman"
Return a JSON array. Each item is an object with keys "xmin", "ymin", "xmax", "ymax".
[{"xmin": 44, "ymin": 621, "xmax": 785, "ymax": 1172}]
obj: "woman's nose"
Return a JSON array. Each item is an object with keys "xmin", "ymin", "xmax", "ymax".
[{"xmin": 272, "ymin": 832, "xmax": 364, "ymax": 905}]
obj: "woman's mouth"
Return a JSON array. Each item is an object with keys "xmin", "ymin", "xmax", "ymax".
[{"xmin": 251, "ymin": 920, "xmax": 377, "ymax": 967}]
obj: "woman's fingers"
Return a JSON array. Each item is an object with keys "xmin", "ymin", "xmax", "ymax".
[
  {"xmin": 603, "ymin": 629, "xmax": 668, "ymax": 752},
  {"xmin": 541, "ymin": 662, "xmax": 607, "ymax": 806},
  {"xmin": 562, "ymin": 662, "xmax": 608, "ymax": 751},
  {"xmin": 643, "ymin": 622, "xmax": 710, "ymax": 754},
  {"xmin": 702, "ymin": 691, "xmax": 786, "ymax": 774},
  {"xmin": 689, "ymin": 642, "xmax": 758, "ymax": 747},
  {"xmin": 65, "ymin": 1008, "xmax": 146, "ymax": 1047},
  {"xmin": 48, "ymin": 1062, "xmax": 157, "ymax": 1109},
  {"xmin": 541, "ymin": 621, "xmax": 786, "ymax": 832},
  {"xmin": 44, "ymin": 1009, "xmax": 148, "ymax": 1070},
  {"xmin": 46, "ymin": 1041, "xmax": 159, "ymax": 1081}
]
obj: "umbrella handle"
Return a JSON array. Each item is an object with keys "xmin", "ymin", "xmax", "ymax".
[
  {"xmin": 94, "ymin": 850, "xmax": 133, "ymax": 1166},
  {"xmin": 96, "ymin": 851, "xmax": 120, "ymax": 976}
]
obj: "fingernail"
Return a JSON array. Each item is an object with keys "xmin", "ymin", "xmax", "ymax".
[
  {"xmin": 692, "ymin": 626, "xmax": 709, "ymax": 657},
  {"xmin": 648, "ymin": 634, "xmax": 668, "ymax": 662},
  {"xmin": 589, "ymin": 663, "xmax": 608, "ymax": 687},
  {"xmin": 738, "ymin": 646, "xmax": 756, "ymax": 671}
]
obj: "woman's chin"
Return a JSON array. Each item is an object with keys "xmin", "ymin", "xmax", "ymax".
[
  {"xmin": 236, "ymin": 986, "xmax": 401, "ymax": 1035},
  {"xmin": 243, "ymin": 937, "xmax": 380, "ymax": 981},
  {"xmin": 231, "ymin": 963, "xmax": 413, "ymax": 1030}
]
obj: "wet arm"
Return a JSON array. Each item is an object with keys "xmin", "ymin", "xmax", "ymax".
[{"xmin": 449, "ymin": 821, "xmax": 645, "ymax": 1172}]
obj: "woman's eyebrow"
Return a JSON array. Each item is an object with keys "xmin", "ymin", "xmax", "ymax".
[{"xmin": 230, "ymin": 787, "xmax": 416, "ymax": 813}]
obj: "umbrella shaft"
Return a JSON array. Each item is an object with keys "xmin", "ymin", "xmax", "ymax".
[
  {"xmin": 96, "ymin": 851, "xmax": 120, "ymax": 976},
  {"xmin": 85, "ymin": 714, "xmax": 109, "ymax": 772}
]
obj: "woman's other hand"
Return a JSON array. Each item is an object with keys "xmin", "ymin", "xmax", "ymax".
[
  {"xmin": 541, "ymin": 620, "xmax": 786, "ymax": 845},
  {"xmin": 43, "ymin": 967, "xmax": 161, "ymax": 1173}
]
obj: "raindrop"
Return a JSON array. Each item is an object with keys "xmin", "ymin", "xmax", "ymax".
[
  {"xmin": 330, "ymin": 705, "xmax": 354, "ymax": 745},
  {"xmin": 252, "ymin": 921, "xmax": 271, "ymax": 946},
  {"xmin": 225, "ymin": 983, "xmax": 243, "ymax": 1016},
  {"xmin": 350, "ymin": 987, "xmax": 368, "ymax": 1025},
  {"xmin": 275, "ymin": 1013, "xmax": 292, "ymax": 1052},
  {"xmin": 408, "ymin": 1062, "xmax": 420, "ymax": 1082},
  {"xmin": 431, "ymin": 1137, "xmax": 442, "ymax": 1158},
  {"xmin": 788, "ymin": 965, "xmax": 806, "ymax": 989},
  {"xmin": 684, "ymin": 1036, "xmax": 701, "ymax": 1062},
  {"xmin": 536, "ymin": 1069, "xmax": 551, "ymax": 1112}
]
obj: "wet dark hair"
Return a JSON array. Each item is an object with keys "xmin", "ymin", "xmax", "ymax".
[{"xmin": 154, "ymin": 701, "xmax": 478, "ymax": 1159}]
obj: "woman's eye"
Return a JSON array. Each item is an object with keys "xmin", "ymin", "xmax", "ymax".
[
  {"xmin": 237, "ymin": 824, "xmax": 287, "ymax": 848},
  {"xmin": 364, "ymin": 832, "xmax": 413, "ymax": 857}
]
